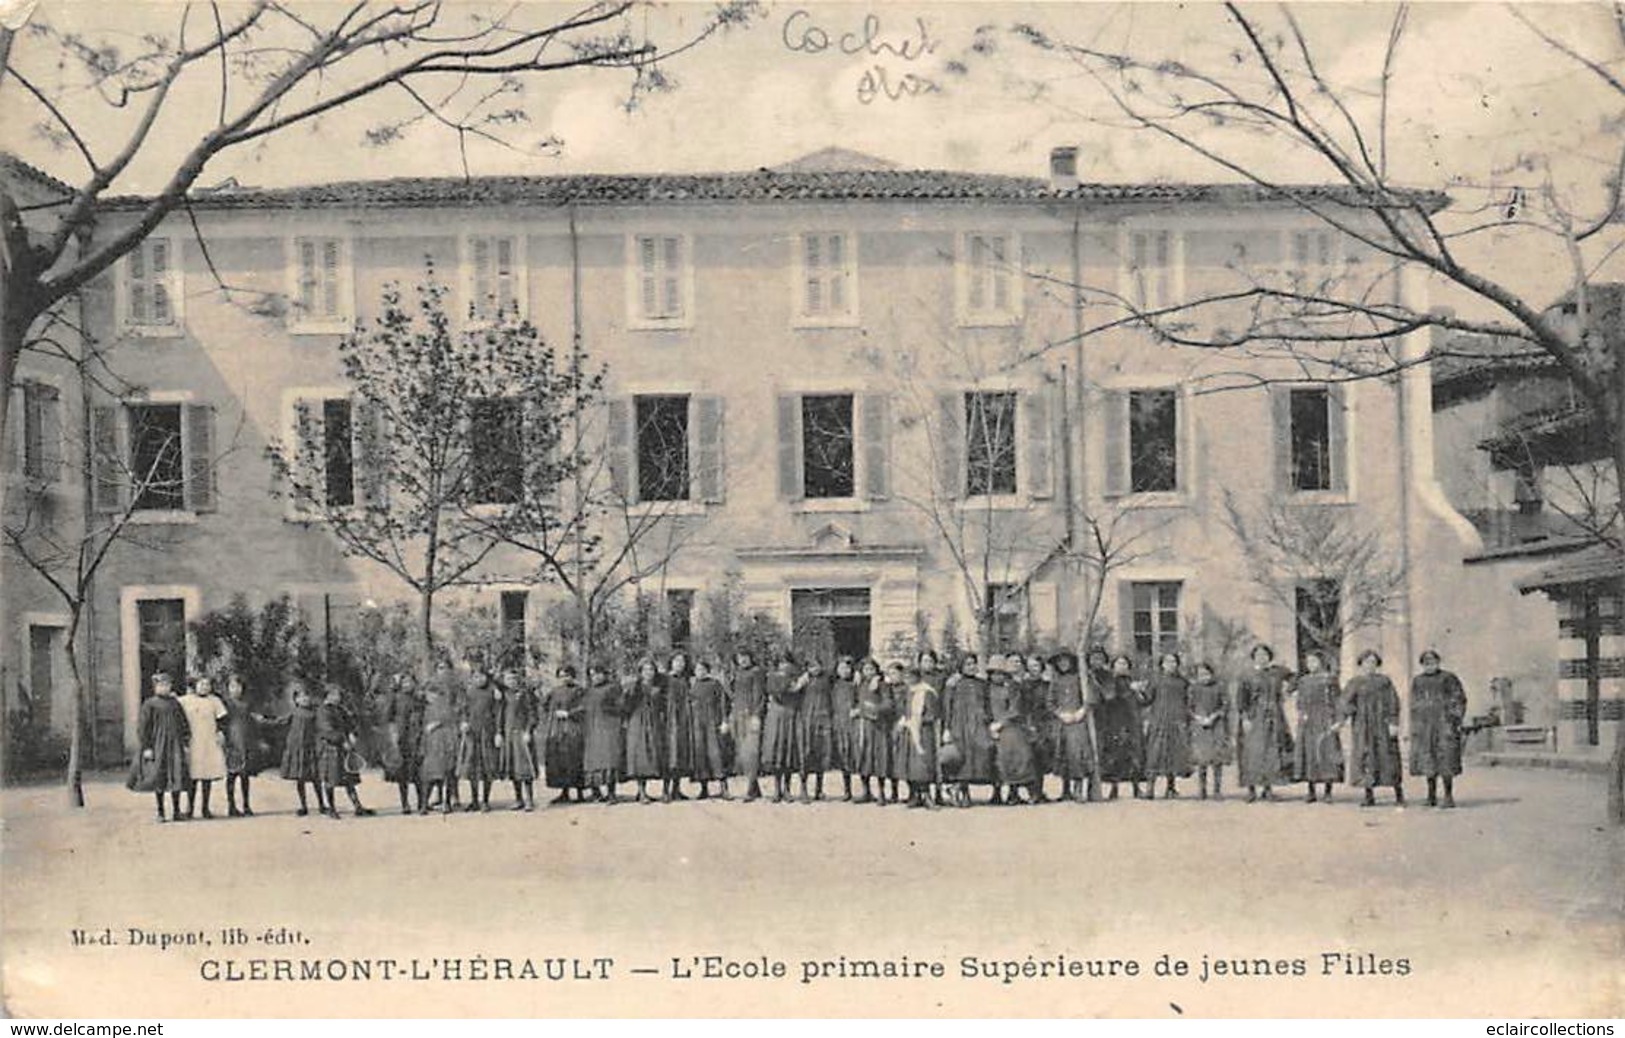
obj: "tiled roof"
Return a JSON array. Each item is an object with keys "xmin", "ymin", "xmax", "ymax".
[
  {"xmin": 1433, "ymin": 282, "xmax": 1622, "ymax": 401},
  {"xmin": 101, "ymin": 166, "xmax": 1448, "ymax": 213},
  {"xmin": 0, "ymin": 152, "xmax": 75, "ymax": 198},
  {"xmin": 1517, "ymin": 541, "xmax": 1624, "ymax": 594}
]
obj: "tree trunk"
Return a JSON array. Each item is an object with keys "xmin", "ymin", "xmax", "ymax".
[
  {"xmin": 63, "ymin": 613, "xmax": 87, "ymax": 809},
  {"xmin": 419, "ymin": 588, "xmax": 435, "ymax": 666},
  {"xmin": 1610, "ymin": 381, "xmax": 1624, "ymax": 826}
]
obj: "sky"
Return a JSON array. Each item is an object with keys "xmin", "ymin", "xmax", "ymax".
[{"xmin": 4, "ymin": 1, "xmax": 1622, "ymax": 307}]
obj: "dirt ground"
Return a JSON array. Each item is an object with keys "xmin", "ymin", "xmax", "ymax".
[{"xmin": 2, "ymin": 765, "xmax": 1621, "ymax": 1018}]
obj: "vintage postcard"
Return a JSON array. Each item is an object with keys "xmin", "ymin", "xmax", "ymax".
[{"xmin": 1, "ymin": 0, "xmax": 1621, "ymax": 1020}]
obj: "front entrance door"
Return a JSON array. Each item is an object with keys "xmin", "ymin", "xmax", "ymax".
[
  {"xmin": 136, "ymin": 598, "xmax": 187, "ymax": 698},
  {"xmin": 791, "ymin": 588, "xmax": 871, "ymax": 664}
]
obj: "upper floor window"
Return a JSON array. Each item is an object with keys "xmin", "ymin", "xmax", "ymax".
[
  {"xmin": 936, "ymin": 387, "xmax": 1054, "ymax": 501},
  {"xmin": 469, "ymin": 397, "xmax": 525, "ymax": 506},
  {"xmin": 466, "ymin": 235, "xmax": 523, "ymax": 323},
  {"xmin": 635, "ymin": 394, "xmax": 691, "ymax": 503},
  {"xmin": 802, "ymin": 394, "xmax": 856, "ymax": 499},
  {"xmin": 92, "ymin": 399, "xmax": 216, "ymax": 515},
  {"xmin": 119, "ymin": 238, "xmax": 183, "ymax": 335},
  {"xmin": 1126, "ymin": 229, "xmax": 1177, "ymax": 310},
  {"xmin": 775, "ymin": 391, "xmax": 889, "ymax": 504},
  {"xmin": 1129, "ymin": 389, "xmax": 1180, "ymax": 494},
  {"xmin": 1289, "ymin": 229, "xmax": 1340, "ymax": 288},
  {"xmin": 958, "ymin": 232, "xmax": 1020, "ymax": 325},
  {"xmin": 606, "ymin": 393, "xmax": 725, "ymax": 505},
  {"xmin": 289, "ymin": 236, "xmax": 352, "ymax": 332},
  {"xmin": 629, "ymin": 234, "xmax": 690, "ymax": 327},
  {"xmin": 797, "ymin": 232, "xmax": 856, "ymax": 324},
  {"xmin": 4, "ymin": 380, "xmax": 64, "ymax": 485},
  {"xmin": 965, "ymin": 390, "xmax": 1018, "ymax": 497},
  {"xmin": 1274, "ymin": 385, "xmax": 1348, "ymax": 494}
]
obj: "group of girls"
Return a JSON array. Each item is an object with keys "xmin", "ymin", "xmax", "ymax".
[{"xmin": 131, "ymin": 640, "xmax": 1469, "ymax": 821}]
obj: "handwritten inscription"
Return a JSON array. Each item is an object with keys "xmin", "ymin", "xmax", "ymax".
[{"xmin": 781, "ymin": 9, "xmax": 942, "ymax": 105}]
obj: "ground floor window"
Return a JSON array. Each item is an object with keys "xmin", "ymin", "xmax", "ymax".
[
  {"xmin": 665, "ymin": 589, "xmax": 695, "ymax": 652},
  {"xmin": 1128, "ymin": 581, "xmax": 1181, "ymax": 661},
  {"xmin": 1294, "ymin": 578, "xmax": 1342, "ymax": 671}
]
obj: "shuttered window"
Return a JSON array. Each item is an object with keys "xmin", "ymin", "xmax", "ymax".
[
  {"xmin": 632, "ymin": 234, "xmax": 686, "ymax": 323},
  {"xmin": 291, "ymin": 236, "xmax": 349, "ymax": 329},
  {"xmin": 960, "ymin": 233, "xmax": 1018, "ymax": 323},
  {"xmin": 122, "ymin": 239, "xmax": 181, "ymax": 332},
  {"xmin": 467, "ymin": 235, "xmax": 521, "ymax": 322},
  {"xmin": 1127, "ymin": 229, "xmax": 1175, "ymax": 310},
  {"xmin": 798, "ymin": 232, "xmax": 855, "ymax": 322}
]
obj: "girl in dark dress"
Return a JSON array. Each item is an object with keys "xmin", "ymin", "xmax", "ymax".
[
  {"xmin": 582, "ymin": 664, "xmax": 625, "ymax": 803},
  {"xmin": 543, "ymin": 664, "xmax": 587, "ymax": 803},
  {"xmin": 316, "ymin": 685, "xmax": 374, "ymax": 819},
  {"xmin": 851, "ymin": 657, "xmax": 892, "ymax": 805},
  {"xmin": 727, "ymin": 651, "xmax": 767, "ymax": 802},
  {"xmin": 1023, "ymin": 654, "xmax": 1057, "ymax": 801},
  {"xmin": 828, "ymin": 657, "xmax": 859, "ymax": 801},
  {"xmin": 135, "ymin": 671, "xmax": 190, "ymax": 823},
  {"xmin": 796, "ymin": 658, "xmax": 835, "ymax": 802},
  {"xmin": 221, "ymin": 672, "xmax": 268, "ymax": 817},
  {"xmin": 1142, "ymin": 652, "xmax": 1193, "ymax": 799},
  {"xmin": 1096, "ymin": 654, "xmax": 1146, "ymax": 800},
  {"xmin": 381, "ymin": 672, "xmax": 426, "ymax": 815},
  {"xmin": 663, "ymin": 652, "xmax": 695, "ymax": 802},
  {"xmin": 916, "ymin": 651, "xmax": 949, "ymax": 805},
  {"xmin": 943, "ymin": 654, "xmax": 996, "ymax": 807},
  {"xmin": 1187, "ymin": 661, "xmax": 1231, "ymax": 800},
  {"xmin": 458, "ymin": 667, "xmax": 502, "ymax": 812},
  {"xmin": 883, "ymin": 661, "xmax": 911, "ymax": 804},
  {"xmin": 1410, "ymin": 649, "xmax": 1467, "ymax": 808},
  {"xmin": 1292, "ymin": 650, "xmax": 1344, "ymax": 803},
  {"xmin": 762, "ymin": 655, "xmax": 804, "ymax": 803},
  {"xmin": 1345, "ymin": 649, "xmax": 1405, "ymax": 807},
  {"xmin": 989, "ymin": 656, "xmax": 1040, "ymax": 805},
  {"xmin": 1237, "ymin": 644, "xmax": 1295, "ymax": 803},
  {"xmin": 623, "ymin": 658, "xmax": 668, "ymax": 803},
  {"xmin": 687, "ymin": 658, "xmax": 729, "ymax": 799},
  {"xmin": 1050, "ymin": 650, "xmax": 1097, "ymax": 803},
  {"xmin": 278, "ymin": 680, "xmax": 322, "ymax": 817},
  {"xmin": 497, "ymin": 665, "xmax": 538, "ymax": 811},
  {"xmin": 419, "ymin": 659, "xmax": 462, "ymax": 814},
  {"xmin": 895, "ymin": 667, "xmax": 941, "ymax": 808}
]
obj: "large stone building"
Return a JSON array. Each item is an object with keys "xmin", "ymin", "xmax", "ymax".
[{"xmin": 5, "ymin": 147, "xmax": 1499, "ymax": 759}]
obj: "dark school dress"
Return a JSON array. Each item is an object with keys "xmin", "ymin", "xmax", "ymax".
[
  {"xmin": 1022, "ymin": 675, "xmax": 1058, "ymax": 777},
  {"xmin": 686, "ymin": 676, "xmax": 728, "ymax": 782},
  {"xmin": 542, "ymin": 680, "xmax": 586, "ymax": 790},
  {"xmin": 623, "ymin": 676, "xmax": 668, "ymax": 780},
  {"xmin": 1142, "ymin": 673, "xmax": 1193, "ymax": 778},
  {"xmin": 852, "ymin": 677, "xmax": 893, "ymax": 779},
  {"xmin": 990, "ymin": 675, "xmax": 1037, "ymax": 785},
  {"xmin": 1187, "ymin": 678, "xmax": 1232, "ymax": 766},
  {"xmin": 1237, "ymin": 665, "xmax": 1295, "ymax": 787},
  {"xmin": 665, "ymin": 673, "xmax": 696, "ymax": 780},
  {"xmin": 316, "ymin": 700, "xmax": 361, "ymax": 788},
  {"xmin": 1293, "ymin": 673, "xmax": 1344, "ymax": 783},
  {"xmin": 942, "ymin": 674, "xmax": 996, "ymax": 784},
  {"xmin": 1050, "ymin": 671, "xmax": 1098, "ymax": 779},
  {"xmin": 380, "ymin": 688, "xmax": 425, "ymax": 784},
  {"xmin": 581, "ymin": 679, "xmax": 625, "ymax": 784},
  {"xmin": 828, "ymin": 677, "xmax": 858, "ymax": 771},
  {"xmin": 279, "ymin": 703, "xmax": 319, "ymax": 782},
  {"xmin": 728, "ymin": 666, "xmax": 767, "ymax": 779},
  {"xmin": 893, "ymin": 682, "xmax": 941, "ymax": 783},
  {"xmin": 797, "ymin": 672, "xmax": 836, "ymax": 774},
  {"xmin": 761, "ymin": 670, "xmax": 804, "ymax": 774},
  {"xmin": 457, "ymin": 678, "xmax": 502, "ymax": 782},
  {"xmin": 419, "ymin": 685, "xmax": 461, "ymax": 784},
  {"xmin": 887, "ymin": 680, "xmax": 913, "ymax": 781},
  {"xmin": 499, "ymin": 679, "xmax": 539, "ymax": 782},
  {"xmin": 1409, "ymin": 670, "xmax": 1467, "ymax": 778},
  {"xmin": 1096, "ymin": 673, "xmax": 1145, "ymax": 783},
  {"xmin": 222, "ymin": 697, "xmax": 267, "ymax": 777},
  {"xmin": 137, "ymin": 694, "xmax": 191, "ymax": 793},
  {"xmin": 1344, "ymin": 673, "xmax": 1403, "ymax": 787}
]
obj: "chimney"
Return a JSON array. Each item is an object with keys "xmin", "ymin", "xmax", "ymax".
[{"xmin": 1050, "ymin": 146, "xmax": 1079, "ymax": 191}]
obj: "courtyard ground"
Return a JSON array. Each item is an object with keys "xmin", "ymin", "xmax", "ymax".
[{"xmin": 2, "ymin": 766, "xmax": 1620, "ymax": 1018}]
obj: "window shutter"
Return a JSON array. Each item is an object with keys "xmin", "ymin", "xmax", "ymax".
[
  {"xmin": 21, "ymin": 382, "xmax": 43, "ymax": 479},
  {"xmin": 321, "ymin": 240, "xmax": 341, "ymax": 318},
  {"xmin": 1117, "ymin": 582, "xmax": 1136, "ymax": 659},
  {"xmin": 496, "ymin": 237, "xmax": 515, "ymax": 315},
  {"xmin": 638, "ymin": 238, "xmax": 657, "ymax": 318},
  {"xmin": 859, "ymin": 392, "xmax": 889, "ymax": 501},
  {"xmin": 1271, "ymin": 387, "xmax": 1293, "ymax": 492},
  {"xmin": 967, "ymin": 237, "xmax": 986, "ymax": 312},
  {"xmin": 694, "ymin": 395, "xmax": 725, "ymax": 504},
  {"xmin": 183, "ymin": 403, "xmax": 216, "ymax": 513},
  {"xmin": 1101, "ymin": 389, "xmax": 1128, "ymax": 497},
  {"xmin": 937, "ymin": 391, "xmax": 963, "ymax": 498},
  {"xmin": 776, "ymin": 394, "xmax": 803, "ymax": 501},
  {"xmin": 2, "ymin": 386, "xmax": 19, "ymax": 474},
  {"xmin": 661, "ymin": 237, "xmax": 681, "ymax": 318},
  {"xmin": 1029, "ymin": 582, "xmax": 1059, "ymax": 641},
  {"xmin": 1328, "ymin": 384, "xmax": 1349, "ymax": 493},
  {"xmin": 606, "ymin": 397, "xmax": 633, "ymax": 502},
  {"xmin": 1174, "ymin": 390, "xmax": 1190, "ymax": 494},
  {"xmin": 354, "ymin": 399, "xmax": 388, "ymax": 508},
  {"xmin": 471, "ymin": 238, "xmax": 492, "ymax": 318},
  {"xmin": 36, "ymin": 384, "xmax": 62, "ymax": 483},
  {"xmin": 828, "ymin": 234, "xmax": 847, "ymax": 313},
  {"xmin": 1024, "ymin": 385, "xmax": 1054, "ymax": 499},
  {"xmin": 90, "ymin": 405, "xmax": 126, "ymax": 513}
]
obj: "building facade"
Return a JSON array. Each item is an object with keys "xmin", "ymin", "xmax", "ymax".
[{"xmin": 4, "ymin": 148, "xmax": 1497, "ymax": 759}]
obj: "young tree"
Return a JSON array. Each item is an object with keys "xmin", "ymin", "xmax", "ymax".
[
  {"xmin": 0, "ymin": 0, "xmax": 760, "ymax": 457},
  {"xmin": 267, "ymin": 265, "xmax": 588, "ymax": 657}
]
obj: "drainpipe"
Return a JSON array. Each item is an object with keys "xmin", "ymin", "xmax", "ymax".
[
  {"xmin": 1068, "ymin": 205, "xmax": 1087, "ymax": 644},
  {"xmin": 1394, "ymin": 264, "xmax": 1419, "ymax": 733}
]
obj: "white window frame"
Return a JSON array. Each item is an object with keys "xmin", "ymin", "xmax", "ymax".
[
  {"xmin": 788, "ymin": 384, "xmax": 871, "ymax": 514},
  {"xmin": 627, "ymin": 390, "xmax": 708, "ymax": 517},
  {"xmin": 1280, "ymin": 380, "xmax": 1358, "ymax": 504},
  {"xmin": 792, "ymin": 230, "xmax": 859, "ymax": 328},
  {"xmin": 123, "ymin": 389, "xmax": 198, "ymax": 525},
  {"xmin": 1111, "ymin": 566, "xmax": 1202, "ymax": 662},
  {"xmin": 1117, "ymin": 226, "xmax": 1186, "ymax": 312},
  {"xmin": 285, "ymin": 234, "xmax": 355, "ymax": 335},
  {"xmin": 119, "ymin": 584, "xmax": 202, "ymax": 751},
  {"xmin": 461, "ymin": 233, "xmax": 528, "ymax": 327},
  {"xmin": 625, "ymin": 232, "xmax": 694, "ymax": 331},
  {"xmin": 116, "ymin": 237, "xmax": 184, "ymax": 337},
  {"xmin": 1107, "ymin": 376, "xmax": 1196, "ymax": 509},
  {"xmin": 955, "ymin": 231, "xmax": 1023, "ymax": 327},
  {"xmin": 957, "ymin": 381, "xmax": 1033, "ymax": 511},
  {"xmin": 280, "ymin": 386, "xmax": 363, "ymax": 521}
]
